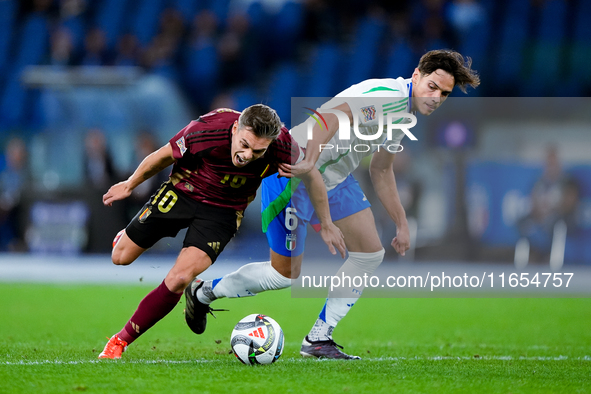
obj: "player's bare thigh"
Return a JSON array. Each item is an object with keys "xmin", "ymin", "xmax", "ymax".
[
  {"xmin": 111, "ymin": 230, "xmax": 146, "ymax": 266},
  {"xmin": 334, "ymin": 207, "xmax": 382, "ymax": 253},
  {"xmin": 271, "ymin": 249, "xmax": 303, "ymax": 279},
  {"xmin": 165, "ymin": 246, "xmax": 212, "ymax": 293}
]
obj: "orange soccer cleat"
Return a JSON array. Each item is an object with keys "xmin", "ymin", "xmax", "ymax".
[
  {"xmin": 98, "ymin": 335, "xmax": 128, "ymax": 359},
  {"xmin": 112, "ymin": 229, "xmax": 125, "ymax": 248}
]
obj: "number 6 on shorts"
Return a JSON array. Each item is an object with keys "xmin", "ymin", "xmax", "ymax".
[{"xmin": 285, "ymin": 207, "xmax": 298, "ymax": 230}]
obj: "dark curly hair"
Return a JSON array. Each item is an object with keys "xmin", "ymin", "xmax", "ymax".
[{"xmin": 418, "ymin": 49, "xmax": 481, "ymax": 93}]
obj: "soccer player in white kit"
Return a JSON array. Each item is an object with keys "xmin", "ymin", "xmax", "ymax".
[{"xmin": 185, "ymin": 49, "xmax": 480, "ymax": 359}]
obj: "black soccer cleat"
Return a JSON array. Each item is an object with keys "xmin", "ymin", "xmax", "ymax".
[
  {"xmin": 300, "ymin": 336, "xmax": 361, "ymax": 360},
  {"xmin": 184, "ymin": 279, "xmax": 227, "ymax": 335}
]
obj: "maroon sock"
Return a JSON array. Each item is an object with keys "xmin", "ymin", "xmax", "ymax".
[{"xmin": 117, "ymin": 280, "xmax": 182, "ymax": 345}]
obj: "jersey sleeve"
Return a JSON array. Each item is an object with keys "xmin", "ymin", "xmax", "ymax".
[
  {"xmin": 271, "ymin": 126, "xmax": 304, "ymax": 165},
  {"xmin": 378, "ymin": 131, "xmax": 405, "ymax": 154},
  {"xmin": 169, "ymin": 116, "xmax": 233, "ymax": 159},
  {"xmin": 169, "ymin": 122, "xmax": 194, "ymax": 160},
  {"xmin": 339, "ymin": 80, "xmax": 409, "ymax": 129}
]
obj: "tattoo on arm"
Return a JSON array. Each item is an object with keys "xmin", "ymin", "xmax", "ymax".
[
  {"xmin": 143, "ymin": 160, "xmax": 168, "ymax": 180},
  {"xmin": 138, "ymin": 147, "xmax": 174, "ymax": 182},
  {"xmin": 143, "ymin": 165, "xmax": 159, "ymax": 180}
]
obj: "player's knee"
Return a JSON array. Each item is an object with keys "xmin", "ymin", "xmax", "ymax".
[
  {"xmin": 348, "ymin": 249, "xmax": 385, "ymax": 272},
  {"xmin": 111, "ymin": 230, "xmax": 133, "ymax": 265},
  {"xmin": 166, "ymin": 249, "xmax": 211, "ymax": 292},
  {"xmin": 111, "ymin": 246, "xmax": 135, "ymax": 265},
  {"xmin": 164, "ymin": 272, "xmax": 194, "ymax": 293},
  {"xmin": 111, "ymin": 249, "xmax": 132, "ymax": 266}
]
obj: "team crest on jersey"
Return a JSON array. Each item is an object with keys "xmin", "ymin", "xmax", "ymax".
[
  {"xmin": 285, "ymin": 234, "xmax": 297, "ymax": 251},
  {"xmin": 360, "ymin": 105, "xmax": 376, "ymax": 122},
  {"xmin": 139, "ymin": 207, "xmax": 152, "ymax": 223},
  {"xmin": 176, "ymin": 136, "xmax": 187, "ymax": 156}
]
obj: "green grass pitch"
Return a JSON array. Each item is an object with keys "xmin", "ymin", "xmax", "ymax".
[{"xmin": 0, "ymin": 283, "xmax": 589, "ymax": 393}]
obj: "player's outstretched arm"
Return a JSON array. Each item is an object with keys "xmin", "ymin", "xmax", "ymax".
[
  {"xmin": 369, "ymin": 150, "xmax": 410, "ymax": 256},
  {"xmin": 103, "ymin": 143, "xmax": 176, "ymax": 206},
  {"xmin": 299, "ymin": 167, "xmax": 347, "ymax": 258}
]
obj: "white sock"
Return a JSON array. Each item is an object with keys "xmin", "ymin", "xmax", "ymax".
[
  {"xmin": 316, "ymin": 249, "xmax": 385, "ymax": 329},
  {"xmin": 307, "ymin": 318, "xmax": 334, "ymax": 342},
  {"xmin": 196, "ymin": 261, "xmax": 291, "ymax": 304}
]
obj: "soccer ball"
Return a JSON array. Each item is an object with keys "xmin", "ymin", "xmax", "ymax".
[{"xmin": 230, "ymin": 314, "xmax": 284, "ymax": 365}]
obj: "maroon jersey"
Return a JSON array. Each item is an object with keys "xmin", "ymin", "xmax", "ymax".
[{"xmin": 168, "ymin": 108, "xmax": 302, "ymax": 210}]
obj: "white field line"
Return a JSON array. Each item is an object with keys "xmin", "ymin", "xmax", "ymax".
[{"xmin": 2, "ymin": 355, "xmax": 590, "ymax": 366}]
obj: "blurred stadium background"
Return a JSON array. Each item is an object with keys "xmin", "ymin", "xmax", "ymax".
[{"xmin": 1, "ymin": 0, "xmax": 591, "ymax": 267}]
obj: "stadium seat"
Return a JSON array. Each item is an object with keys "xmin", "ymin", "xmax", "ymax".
[
  {"xmin": 131, "ymin": 0, "xmax": 167, "ymax": 47},
  {"xmin": 60, "ymin": 15, "xmax": 85, "ymax": 56},
  {"xmin": 303, "ymin": 43, "xmax": 340, "ymax": 98},
  {"xmin": 0, "ymin": 11, "xmax": 49, "ymax": 128},
  {"xmin": 344, "ymin": 15, "xmax": 386, "ymax": 88},
  {"xmin": 14, "ymin": 13, "xmax": 49, "ymax": 69},
  {"xmin": 172, "ymin": 0, "xmax": 203, "ymax": 24},
  {"xmin": 266, "ymin": 62, "xmax": 301, "ymax": 126},
  {"xmin": 456, "ymin": 15, "xmax": 490, "ymax": 97},
  {"xmin": 494, "ymin": 0, "xmax": 531, "ymax": 94},
  {"xmin": 537, "ymin": 0, "xmax": 567, "ymax": 43},
  {"xmin": 384, "ymin": 41, "xmax": 414, "ymax": 81},
  {"xmin": 230, "ymin": 87, "xmax": 259, "ymax": 112},
  {"xmin": 0, "ymin": 0, "xmax": 16, "ymax": 78},
  {"xmin": 95, "ymin": 0, "xmax": 131, "ymax": 50},
  {"xmin": 523, "ymin": 0, "xmax": 567, "ymax": 96},
  {"xmin": 0, "ymin": 75, "xmax": 28, "ymax": 129},
  {"xmin": 184, "ymin": 40, "xmax": 219, "ymax": 109},
  {"xmin": 269, "ymin": 1, "xmax": 304, "ymax": 61},
  {"xmin": 208, "ymin": 0, "xmax": 230, "ymax": 28},
  {"xmin": 568, "ymin": 0, "xmax": 591, "ymax": 86},
  {"xmin": 245, "ymin": 0, "xmax": 267, "ymax": 28}
]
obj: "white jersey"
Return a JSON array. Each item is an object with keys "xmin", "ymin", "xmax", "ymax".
[{"xmin": 291, "ymin": 77, "xmax": 413, "ymax": 191}]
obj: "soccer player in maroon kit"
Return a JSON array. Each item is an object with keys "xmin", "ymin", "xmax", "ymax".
[{"xmin": 98, "ymin": 104, "xmax": 345, "ymax": 359}]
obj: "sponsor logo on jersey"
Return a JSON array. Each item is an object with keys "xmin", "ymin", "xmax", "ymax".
[
  {"xmin": 285, "ymin": 234, "xmax": 296, "ymax": 251},
  {"xmin": 360, "ymin": 105, "xmax": 377, "ymax": 122},
  {"xmin": 176, "ymin": 136, "xmax": 187, "ymax": 156}
]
